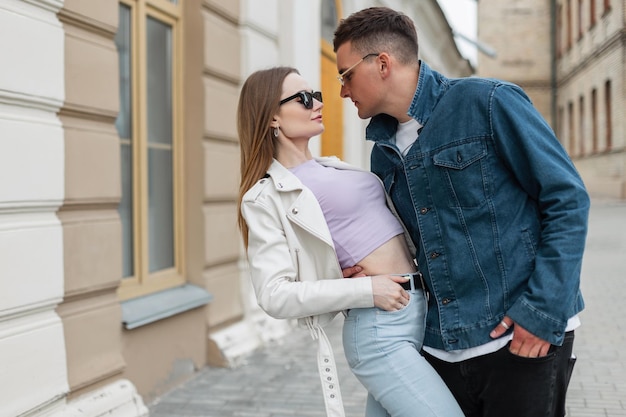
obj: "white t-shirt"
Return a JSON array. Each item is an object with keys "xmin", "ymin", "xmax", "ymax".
[{"xmin": 395, "ymin": 118, "xmax": 422, "ymax": 156}]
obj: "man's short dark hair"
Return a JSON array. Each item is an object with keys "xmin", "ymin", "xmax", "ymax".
[{"xmin": 333, "ymin": 7, "xmax": 419, "ymax": 65}]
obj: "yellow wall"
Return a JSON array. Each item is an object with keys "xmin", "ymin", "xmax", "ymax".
[{"xmin": 320, "ymin": 41, "xmax": 344, "ymax": 158}]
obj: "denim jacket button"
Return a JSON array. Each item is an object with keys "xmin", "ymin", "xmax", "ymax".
[
  {"xmin": 442, "ymin": 297, "xmax": 452, "ymax": 305},
  {"xmin": 420, "ymin": 207, "xmax": 429, "ymax": 214},
  {"xmin": 430, "ymin": 252, "xmax": 440, "ymax": 259}
]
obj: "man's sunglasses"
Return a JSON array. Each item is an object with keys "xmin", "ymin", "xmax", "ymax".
[{"xmin": 279, "ymin": 91, "xmax": 323, "ymax": 109}]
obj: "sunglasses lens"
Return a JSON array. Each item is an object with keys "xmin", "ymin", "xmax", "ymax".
[
  {"xmin": 302, "ymin": 91, "xmax": 322, "ymax": 109},
  {"xmin": 301, "ymin": 92, "xmax": 313, "ymax": 109}
]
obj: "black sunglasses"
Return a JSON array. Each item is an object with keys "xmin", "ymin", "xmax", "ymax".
[{"xmin": 279, "ymin": 91, "xmax": 323, "ymax": 109}]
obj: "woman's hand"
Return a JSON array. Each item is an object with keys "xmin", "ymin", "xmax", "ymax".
[
  {"xmin": 344, "ymin": 266, "xmax": 410, "ymax": 311},
  {"xmin": 342, "ymin": 265, "xmax": 365, "ymax": 277},
  {"xmin": 371, "ymin": 275, "xmax": 411, "ymax": 311}
]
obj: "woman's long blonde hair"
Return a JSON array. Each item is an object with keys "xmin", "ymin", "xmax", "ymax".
[{"xmin": 237, "ymin": 67, "xmax": 299, "ymax": 247}]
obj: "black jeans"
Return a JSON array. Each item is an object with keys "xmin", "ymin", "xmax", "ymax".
[{"xmin": 423, "ymin": 331, "xmax": 576, "ymax": 417}]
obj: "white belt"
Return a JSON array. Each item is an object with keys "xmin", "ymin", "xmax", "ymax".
[{"xmin": 308, "ymin": 321, "xmax": 345, "ymax": 417}]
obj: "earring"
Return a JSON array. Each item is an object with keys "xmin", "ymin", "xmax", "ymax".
[{"xmin": 273, "ymin": 127, "xmax": 279, "ymax": 138}]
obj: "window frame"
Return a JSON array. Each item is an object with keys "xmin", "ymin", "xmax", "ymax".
[{"xmin": 117, "ymin": 0, "xmax": 186, "ymax": 300}]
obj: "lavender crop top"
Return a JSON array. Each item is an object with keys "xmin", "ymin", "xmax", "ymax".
[{"xmin": 290, "ymin": 159, "xmax": 404, "ymax": 269}]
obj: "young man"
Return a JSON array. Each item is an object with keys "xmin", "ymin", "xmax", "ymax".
[{"xmin": 334, "ymin": 7, "xmax": 590, "ymax": 417}]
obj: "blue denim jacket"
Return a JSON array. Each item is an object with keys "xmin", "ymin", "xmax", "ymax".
[{"xmin": 367, "ymin": 62, "xmax": 590, "ymax": 351}]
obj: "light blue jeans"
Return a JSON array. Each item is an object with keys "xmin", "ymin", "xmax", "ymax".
[{"xmin": 342, "ymin": 289, "xmax": 464, "ymax": 417}]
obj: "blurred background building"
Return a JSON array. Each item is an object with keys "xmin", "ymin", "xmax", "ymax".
[
  {"xmin": 0, "ymin": 0, "xmax": 621, "ymax": 416},
  {"xmin": 477, "ymin": 0, "xmax": 625, "ymax": 199}
]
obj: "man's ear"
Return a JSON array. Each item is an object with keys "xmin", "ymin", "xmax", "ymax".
[{"xmin": 377, "ymin": 52, "xmax": 391, "ymax": 78}]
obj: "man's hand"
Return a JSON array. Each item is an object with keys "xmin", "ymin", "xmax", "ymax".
[
  {"xmin": 371, "ymin": 275, "xmax": 411, "ymax": 311},
  {"xmin": 490, "ymin": 316, "xmax": 552, "ymax": 357}
]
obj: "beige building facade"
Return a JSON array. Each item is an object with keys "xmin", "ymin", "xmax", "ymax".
[
  {"xmin": 0, "ymin": 1, "xmax": 471, "ymax": 416},
  {"xmin": 477, "ymin": 0, "xmax": 625, "ymax": 199}
]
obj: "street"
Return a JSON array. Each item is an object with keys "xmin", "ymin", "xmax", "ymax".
[{"xmin": 149, "ymin": 200, "xmax": 626, "ymax": 417}]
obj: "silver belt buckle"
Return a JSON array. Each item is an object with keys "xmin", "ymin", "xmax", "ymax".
[{"xmin": 407, "ymin": 273, "xmax": 416, "ymax": 292}]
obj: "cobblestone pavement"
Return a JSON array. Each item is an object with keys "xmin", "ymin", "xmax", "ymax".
[
  {"xmin": 149, "ymin": 200, "xmax": 626, "ymax": 417},
  {"xmin": 565, "ymin": 201, "xmax": 626, "ymax": 417}
]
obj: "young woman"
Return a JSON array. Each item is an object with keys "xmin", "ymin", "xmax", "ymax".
[{"xmin": 237, "ymin": 67, "xmax": 463, "ymax": 417}]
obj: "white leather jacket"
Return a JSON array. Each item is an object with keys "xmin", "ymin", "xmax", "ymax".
[{"xmin": 241, "ymin": 157, "xmax": 377, "ymax": 417}]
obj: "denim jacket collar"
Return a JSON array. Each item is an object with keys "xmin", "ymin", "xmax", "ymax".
[{"xmin": 366, "ymin": 61, "xmax": 445, "ymax": 145}]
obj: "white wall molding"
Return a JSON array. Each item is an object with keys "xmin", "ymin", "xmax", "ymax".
[
  {"xmin": 0, "ymin": 1, "xmax": 67, "ymax": 416},
  {"xmin": 0, "ymin": 2, "xmax": 64, "ymax": 102},
  {"xmin": 0, "ymin": 90, "xmax": 63, "ymax": 114},
  {"xmin": 22, "ymin": 0, "xmax": 63, "ymax": 14},
  {"xmin": 0, "ymin": 311, "xmax": 68, "ymax": 417},
  {"xmin": 58, "ymin": 380, "xmax": 148, "ymax": 417},
  {"xmin": 18, "ymin": 380, "xmax": 148, "ymax": 417},
  {"xmin": 0, "ymin": 0, "xmax": 63, "ymax": 24}
]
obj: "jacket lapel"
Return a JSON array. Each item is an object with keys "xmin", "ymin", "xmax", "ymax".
[{"xmin": 266, "ymin": 160, "xmax": 334, "ymax": 247}]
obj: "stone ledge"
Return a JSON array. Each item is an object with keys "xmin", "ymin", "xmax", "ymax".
[{"xmin": 121, "ymin": 284, "xmax": 213, "ymax": 330}]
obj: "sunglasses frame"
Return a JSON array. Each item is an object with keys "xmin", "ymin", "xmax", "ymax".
[
  {"xmin": 279, "ymin": 91, "xmax": 323, "ymax": 109},
  {"xmin": 337, "ymin": 53, "xmax": 380, "ymax": 86}
]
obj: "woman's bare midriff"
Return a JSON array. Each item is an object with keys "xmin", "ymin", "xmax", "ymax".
[{"xmin": 354, "ymin": 234, "xmax": 416, "ymax": 276}]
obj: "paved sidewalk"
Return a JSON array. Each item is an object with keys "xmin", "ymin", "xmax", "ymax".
[
  {"xmin": 149, "ymin": 200, "xmax": 626, "ymax": 417},
  {"xmin": 565, "ymin": 200, "xmax": 626, "ymax": 417}
]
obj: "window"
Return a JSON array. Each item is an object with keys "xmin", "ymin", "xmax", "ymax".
[
  {"xmin": 568, "ymin": 101, "xmax": 575, "ymax": 155},
  {"xmin": 590, "ymin": 0, "xmax": 597, "ymax": 27},
  {"xmin": 557, "ymin": 105, "xmax": 564, "ymax": 142},
  {"xmin": 577, "ymin": 0, "xmax": 583, "ymax": 39},
  {"xmin": 566, "ymin": 0, "xmax": 572, "ymax": 49},
  {"xmin": 556, "ymin": 3, "xmax": 563, "ymax": 57},
  {"xmin": 591, "ymin": 88, "xmax": 598, "ymax": 153},
  {"xmin": 321, "ymin": 0, "xmax": 339, "ymax": 44},
  {"xmin": 115, "ymin": 0, "xmax": 184, "ymax": 299},
  {"xmin": 579, "ymin": 95, "xmax": 585, "ymax": 155},
  {"xmin": 605, "ymin": 80, "xmax": 612, "ymax": 150}
]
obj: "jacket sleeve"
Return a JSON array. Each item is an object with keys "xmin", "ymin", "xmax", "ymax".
[
  {"xmin": 490, "ymin": 83, "xmax": 590, "ymax": 342},
  {"xmin": 241, "ymin": 196, "xmax": 374, "ymax": 320}
]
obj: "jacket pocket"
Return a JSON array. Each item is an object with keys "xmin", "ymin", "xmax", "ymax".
[{"xmin": 433, "ymin": 141, "xmax": 489, "ymax": 208}]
